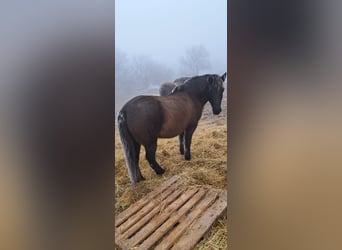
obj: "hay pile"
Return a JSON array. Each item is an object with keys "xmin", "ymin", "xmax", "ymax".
[{"xmin": 115, "ymin": 97, "xmax": 227, "ymax": 249}]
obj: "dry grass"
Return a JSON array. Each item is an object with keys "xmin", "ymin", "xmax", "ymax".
[{"xmin": 115, "ymin": 97, "xmax": 227, "ymax": 249}]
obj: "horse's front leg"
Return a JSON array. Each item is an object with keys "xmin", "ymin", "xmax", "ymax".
[
  {"xmin": 184, "ymin": 124, "xmax": 198, "ymax": 160},
  {"xmin": 179, "ymin": 132, "xmax": 184, "ymax": 155}
]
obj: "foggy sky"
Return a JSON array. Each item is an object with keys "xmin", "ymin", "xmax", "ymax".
[{"xmin": 115, "ymin": 0, "xmax": 227, "ymax": 73}]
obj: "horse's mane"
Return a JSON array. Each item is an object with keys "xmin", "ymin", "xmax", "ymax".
[
  {"xmin": 178, "ymin": 74, "xmax": 212, "ymax": 93},
  {"xmin": 170, "ymin": 73, "xmax": 224, "ymax": 97},
  {"xmin": 174, "ymin": 76, "xmax": 191, "ymax": 84}
]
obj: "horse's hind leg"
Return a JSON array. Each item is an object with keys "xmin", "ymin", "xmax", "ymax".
[
  {"xmin": 179, "ymin": 132, "xmax": 184, "ymax": 155},
  {"xmin": 144, "ymin": 142, "xmax": 165, "ymax": 175},
  {"xmin": 134, "ymin": 143, "xmax": 145, "ymax": 181}
]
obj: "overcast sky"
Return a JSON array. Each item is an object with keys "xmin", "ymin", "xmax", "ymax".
[{"xmin": 115, "ymin": 0, "xmax": 227, "ymax": 72}]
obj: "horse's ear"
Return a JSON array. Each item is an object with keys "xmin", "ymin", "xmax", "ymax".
[
  {"xmin": 207, "ymin": 76, "xmax": 214, "ymax": 84},
  {"xmin": 221, "ymin": 72, "xmax": 227, "ymax": 82}
]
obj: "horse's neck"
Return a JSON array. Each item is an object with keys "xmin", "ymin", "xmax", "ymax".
[
  {"xmin": 188, "ymin": 92, "xmax": 208, "ymax": 110},
  {"xmin": 186, "ymin": 81, "xmax": 209, "ymax": 105}
]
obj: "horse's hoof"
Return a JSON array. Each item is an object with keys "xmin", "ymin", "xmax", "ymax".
[
  {"xmin": 156, "ymin": 168, "xmax": 165, "ymax": 175},
  {"xmin": 185, "ymin": 155, "xmax": 191, "ymax": 161},
  {"xmin": 132, "ymin": 175, "xmax": 145, "ymax": 185},
  {"xmin": 180, "ymin": 149, "xmax": 184, "ymax": 155}
]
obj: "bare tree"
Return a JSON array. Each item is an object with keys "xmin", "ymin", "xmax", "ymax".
[
  {"xmin": 179, "ymin": 45, "xmax": 211, "ymax": 75},
  {"xmin": 115, "ymin": 48, "xmax": 128, "ymax": 74},
  {"xmin": 115, "ymin": 49, "xmax": 174, "ymax": 99},
  {"xmin": 130, "ymin": 55, "xmax": 174, "ymax": 90},
  {"xmin": 115, "ymin": 48, "xmax": 131, "ymax": 95},
  {"xmin": 130, "ymin": 55, "xmax": 152, "ymax": 87}
]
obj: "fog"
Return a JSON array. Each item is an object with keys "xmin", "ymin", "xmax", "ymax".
[{"xmin": 115, "ymin": 0, "xmax": 227, "ymax": 113}]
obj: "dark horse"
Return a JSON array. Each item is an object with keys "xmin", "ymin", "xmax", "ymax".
[{"xmin": 118, "ymin": 73, "xmax": 226, "ymax": 184}]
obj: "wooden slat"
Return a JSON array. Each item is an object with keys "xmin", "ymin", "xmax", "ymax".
[
  {"xmin": 115, "ymin": 175, "xmax": 180, "ymax": 227},
  {"xmin": 115, "ymin": 176, "xmax": 227, "ymax": 250},
  {"xmin": 116, "ymin": 188, "xmax": 184, "ymax": 244},
  {"xmin": 117, "ymin": 185, "xmax": 177, "ymax": 234},
  {"xmin": 170, "ymin": 191, "xmax": 227, "ymax": 250},
  {"xmin": 137, "ymin": 188, "xmax": 207, "ymax": 250},
  {"xmin": 155, "ymin": 190, "xmax": 219, "ymax": 250},
  {"xmin": 122, "ymin": 188, "xmax": 199, "ymax": 250}
]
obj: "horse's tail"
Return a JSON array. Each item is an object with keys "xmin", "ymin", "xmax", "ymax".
[
  {"xmin": 117, "ymin": 109, "xmax": 143, "ymax": 185},
  {"xmin": 159, "ymin": 82, "xmax": 176, "ymax": 96}
]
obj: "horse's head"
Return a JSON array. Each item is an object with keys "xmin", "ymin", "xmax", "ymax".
[
  {"xmin": 169, "ymin": 73, "xmax": 226, "ymax": 114},
  {"xmin": 207, "ymin": 72, "xmax": 226, "ymax": 115}
]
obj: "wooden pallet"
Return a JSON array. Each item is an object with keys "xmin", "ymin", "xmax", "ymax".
[{"xmin": 115, "ymin": 175, "xmax": 227, "ymax": 250}]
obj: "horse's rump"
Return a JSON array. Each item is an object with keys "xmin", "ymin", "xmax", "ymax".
[{"xmin": 123, "ymin": 96, "xmax": 164, "ymax": 145}]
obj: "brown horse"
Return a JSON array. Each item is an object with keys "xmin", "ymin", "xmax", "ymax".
[{"xmin": 118, "ymin": 73, "xmax": 226, "ymax": 184}]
